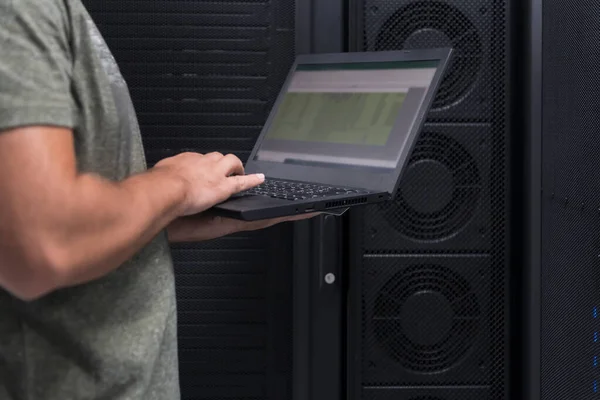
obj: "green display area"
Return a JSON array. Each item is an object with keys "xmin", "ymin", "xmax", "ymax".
[{"xmin": 265, "ymin": 92, "xmax": 407, "ymax": 146}]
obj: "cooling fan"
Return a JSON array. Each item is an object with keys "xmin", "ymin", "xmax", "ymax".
[
  {"xmin": 374, "ymin": 1, "xmax": 483, "ymax": 110},
  {"xmin": 372, "ymin": 264, "xmax": 480, "ymax": 373},
  {"xmin": 378, "ymin": 132, "xmax": 482, "ymax": 242}
]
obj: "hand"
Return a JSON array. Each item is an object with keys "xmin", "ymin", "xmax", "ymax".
[
  {"xmin": 167, "ymin": 212, "xmax": 320, "ymax": 243},
  {"xmin": 153, "ymin": 152, "xmax": 264, "ymax": 216}
]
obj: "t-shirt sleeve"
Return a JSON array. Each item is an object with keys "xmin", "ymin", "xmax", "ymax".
[{"xmin": 0, "ymin": 0, "xmax": 75, "ymax": 132}]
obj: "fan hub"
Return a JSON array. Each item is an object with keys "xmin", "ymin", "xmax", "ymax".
[
  {"xmin": 401, "ymin": 159, "xmax": 454, "ymax": 214},
  {"xmin": 373, "ymin": 266, "xmax": 480, "ymax": 372},
  {"xmin": 401, "ymin": 290, "xmax": 454, "ymax": 346},
  {"xmin": 379, "ymin": 132, "xmax": 481, "ymax": 241}
]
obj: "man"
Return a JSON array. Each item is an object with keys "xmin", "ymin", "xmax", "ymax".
[{"xmin": 0, "ymin": 0, "xmax": 312, "ymax": 399}]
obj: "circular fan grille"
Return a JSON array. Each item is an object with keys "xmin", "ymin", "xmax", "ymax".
[
  {"xmin": 374, "ymin": 1, "xmax": 483, "ymax": 109},
  {"xmin": 378, "ymin": 132, "xmax": 481, "ymax": 241},
  {"xmin": 373, "ymin": 265, "xmax": 480, "ymax": 373}
]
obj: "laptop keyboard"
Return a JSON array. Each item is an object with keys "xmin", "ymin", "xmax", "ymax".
[{"xmin": 236, "ymin": 179, "xmax": 368, "ymax": 201}]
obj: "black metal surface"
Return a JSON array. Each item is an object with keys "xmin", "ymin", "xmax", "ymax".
[
  {"xmin": 362, "ymin": 256, "xmax": 490, "ymax": 384},
  {"xmin": 520, "ymin": 0, "xmax": 541, "ymax": 399},
  {"xmin": 365, "ymin": 126, "xmax": 491, "ymax": 251},
  {"xmin": 539, "ymin": 1, "xmax": 600, "ymax": 398},
  {"xmin": 293, "ymin": 216, "xmax": 345, "ymax": 400},
  {"xmin": 363, "ymin": 1, "xmax": 493, "ymax": 122},
  {"xmin": 292, "ymin": 0, "xmax": 346, "ymax": 399},
  {"xmin": 348, "ymin": 0, "xmax": 512, "ymax": 399},
  {"xmin": 160, "ymin": 230, "xmax": 295, "ymax": 400},
  {"xmin": 295, "ymin": 0, "xmax": 345, "ymax": 55},
  {"xmin": 84, "ymin": 1, "xmax": 297, "ymax": 399}
]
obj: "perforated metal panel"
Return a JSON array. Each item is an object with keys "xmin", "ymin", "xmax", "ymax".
[
  {"xmin": 540, "ymin": 0, "xmax": 600, "ymax": 398},
  {"xmin": 361, "ymin": 389, "xmax": 489, "ymax": 400},
  {"xmin": 350, "ymin": 0, "xmax": 511, "ymax": 399},
  {"xmin": 362, "ymin": 257, "xmax": 490, "ymax": 385},
  {"xmin": 84, "ymin": 1, "xmax": 296, "ymax": 399}
]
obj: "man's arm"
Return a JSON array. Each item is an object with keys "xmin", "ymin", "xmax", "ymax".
[
  {"xmin": 0, "ymin": 126, "xmax": 262, "ymax": 301},
  {"xmin": 0, "ymin": 0, "xmax": 270, "ymax": 300}
]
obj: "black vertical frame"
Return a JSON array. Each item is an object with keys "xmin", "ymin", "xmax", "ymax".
[
  {"xmin": 295, "ymin": 0, "xmax": 345, "ymax": 55},
  {"xmin": 346, "ymin": 209, "xmax": 363, "ymax": 400},
  {"xmin": 522, "ymin": 0, "xmax": 542, "ymax": 399},
  {"xmin": 293, "ymin": 216, "xmax": 345, "ymax": 400},
  {"xmin": 347, "ymin": 0, "xmax": 364, "ymax": 52},
  {"xmin": 292, "ymin": 0, "xmax": 346, "ymax": 400},
  {"xmin": 346, "ymin": 4, "xmax": 364, "ymax": 399},
  {"xmin": 266, "ymin": 224, "xmax": 296, "ymax": 400}
]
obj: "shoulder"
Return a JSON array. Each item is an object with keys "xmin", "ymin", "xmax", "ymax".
[
  {"xmin": 0, "ymin": 0, "xmax": 73, "ymax": 35},
  {"xmin": 0, "ymin": 0, "xmax": 76, "ymax": 133},
  {"xmin": 1, "ymin": 0, "xmax": 71, "ymax": 19},
  {"xmin": 0, "ymin": 0, "xmax": 76, "ymax": 60}
]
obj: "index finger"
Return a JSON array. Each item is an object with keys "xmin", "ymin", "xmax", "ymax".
[{"xmin": 226, "ymin": 173, "xmax": 265, "ymax": 195}]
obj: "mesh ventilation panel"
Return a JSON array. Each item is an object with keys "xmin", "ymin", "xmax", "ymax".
[
  {"xmin": 362, "ymin": 257, "xmax": 490, "ymax": 385},
  {"xmin": 366, "ymin": 126, "xmax": 490, "ymax": 251},
  {"xmin": 541, "ymin": 0, "xmax": 600, "ymax": 398},
  {"xmin": 353, "ymin": 0, "xmax": 511, "ymax": 399},
  {"xmin": 374, "ymin": 1, "xmax": 483, "ymax": 110},
  {"xmin": 372, "ymin": 266, "xmax": 481, "ymax": 372},
  {"xmin": 364, "ymin": 0, "xmax": 493, "ymax": 121}
]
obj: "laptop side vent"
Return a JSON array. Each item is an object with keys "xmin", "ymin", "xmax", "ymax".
[{"xmin": 325, "ymin": 197, "xmax": 368, "ymax": 209}]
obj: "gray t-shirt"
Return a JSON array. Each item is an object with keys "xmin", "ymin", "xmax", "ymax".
[{"xmin": 0, "ymin": 0, "xmax": 180, "ymax": 399}]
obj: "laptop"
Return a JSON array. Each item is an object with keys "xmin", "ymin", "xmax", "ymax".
[{"xmin": 212, "ymin": 47, "xmax": 453, "ymax": 221}]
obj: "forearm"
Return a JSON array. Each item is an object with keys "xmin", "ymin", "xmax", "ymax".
[
  {"xmin": 0, "ymin": 127, "xmax": 264, "ymax": 300},
  {"xmin": 1, "ymin": 167, "xmax": 186, "ymax": 298},
  {"xmin": 55, "ymin": 168, "xmax": 186, "ymax": 285},
  {"xmin": 166, "ymin": 214, "xmax": 236, "ymax": 243}
]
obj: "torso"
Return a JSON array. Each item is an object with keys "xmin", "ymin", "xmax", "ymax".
[{"xmin": 0, "ymin": 1, "xmax": 180, "ymax": 399}]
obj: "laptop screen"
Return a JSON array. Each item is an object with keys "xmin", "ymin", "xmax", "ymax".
[{"xmin": 253, "ymin": 59, "xmax": 439, "ymax": 171}]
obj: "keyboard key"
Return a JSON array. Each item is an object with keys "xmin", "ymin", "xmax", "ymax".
[{"xmin": 237, "ymin": 179, "xmax": 366, "ymax": 201}]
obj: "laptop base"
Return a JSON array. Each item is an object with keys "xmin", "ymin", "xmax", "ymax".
[{"xmin": 212, "ymin": 190, "xmax": 389, "ymax": 221}]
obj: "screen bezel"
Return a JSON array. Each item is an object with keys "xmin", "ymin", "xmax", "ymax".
[{"xmin": 245, "ymin": 48, "xmax": 453, "ymax": 195}]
